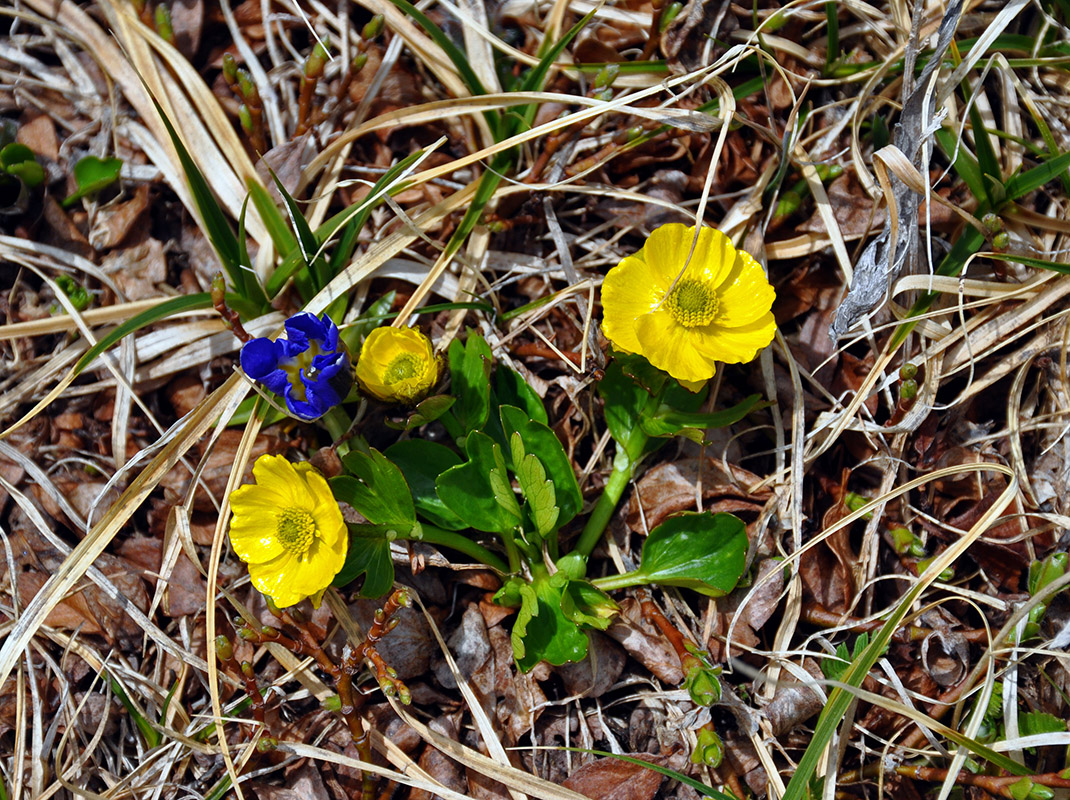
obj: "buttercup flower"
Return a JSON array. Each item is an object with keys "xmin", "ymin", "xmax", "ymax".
[
  {"xmin": 356, "ymin": 326, "xmax": 438, "ymax": 403},
  {"xmin": 229, "ymin": 454, "xmax": 348, "ymax": 608},
  {"xmin": 601, "ymin": 223, "xmax": 776, "ymax": 386},
  {"xmin": 240, "ymin": 312, "xmax": 353, "ymax": 421}
]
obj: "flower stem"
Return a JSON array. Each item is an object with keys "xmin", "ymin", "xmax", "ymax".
[
  {"xmin": 321, "ymin": 406, "xmax": 351, "ymax": 444},
  {"xmin": 414, "ymin": 524, "xmax": 509, "ymax": 574},
  {"xmin": 574, "ymin": 386, "xmax": 666, "ymax": 559},
  {"xmin": 574, "ymin": 449, "xmax": 636, "ymax": 558}
]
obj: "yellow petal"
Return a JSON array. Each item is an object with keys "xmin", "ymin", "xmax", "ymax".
[
  {"xmin": 251, "ymin": 454, "xmax": 301, "ymax": 505},
  {"xmin": 600, "ymin": 254, "xmax": 661, "ymax": 355},
  {"xmin": 248, "ymin": 552, "xmax": 306, "ymax": 608},
  {"xmin": 713, "ymin": 249, "xmax": 776, "ymax": 327},
  {"xmin": 644, "ymin": 223, "xmax": 736, "ymax": 288},
  {"xmin": 635, "ymin": 311, "xmax": 719, "ymax": 383},
  {"xmin": 696, "ymin": 313, "xmax": 778, "ymax": 364}
]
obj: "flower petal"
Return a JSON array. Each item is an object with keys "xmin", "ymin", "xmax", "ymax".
[
  {"xmin": 713, "ymin": 249, "xmax": 776, "ymax": 327},
  {"xmin": 251, "ymin": 455, "xmax": 302, "ymax": 504},
  {"xmin": 694, "ymin": 312, "xmax": 778, "ymax": 365},
  {"xmin": 634, "ymin": 311, "xmax": 719, "ymax": 383},
  {"xmin": 248, "ymin": 552, "xmax": 305, "ymax": 607},
  {"xmin": 643, "ymin": 223, "xmax": 736, "ymax": 288},
  {"xmin": 240, "ymin": 339, "xmax": 289, "ymax": 395},
  {"xmin": 600, "ymin": 254, "xmax": 662, "ymax": 355}
]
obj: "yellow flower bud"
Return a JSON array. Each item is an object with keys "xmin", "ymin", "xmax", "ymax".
[{"xmin": 355, "ymin": 326, "xmax": 438, "ymax": 404}]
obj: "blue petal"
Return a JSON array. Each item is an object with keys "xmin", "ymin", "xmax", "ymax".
[
  {"xmin": 240, "ymin": 339, "xmax": 290, "ymax": 395},
  {"xmin": 283, "ymin": 385, "xmax": 324, "ymax": 421},
  {"xmin": 286, "ymin": 312, "xmax": 332, "ymax": 347}
]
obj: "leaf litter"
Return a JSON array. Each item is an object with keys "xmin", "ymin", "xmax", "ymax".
[{"xmin": 3, "ymin": 2, "xmax": 1070, "ymax": 800}]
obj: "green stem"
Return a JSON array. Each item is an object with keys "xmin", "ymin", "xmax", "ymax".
[
  {"xmin": 414, "ymin": 524, "xmax": 509, "ymax": 574},
  {"xmin": 499, "ymin": 528, "xmax": 524, "ymax": 574},
  {"xmin": 574, "ymin": 449, "xmax": 636, "ymax": 558},
  {"xmin": 591, "ymin": 570, "xmax": 644, "ymax": 592},
  {"xmin": 574, "ymin": 389, "xmax": 662, "ymax": 558},
  {"xmin": 321, "ymin": 406, "xmax": 351, "ymax": 443}
]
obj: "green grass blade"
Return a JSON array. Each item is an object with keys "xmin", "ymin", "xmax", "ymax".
[
  {"xmin": 146, "ymin": 96, "xmax": 262, "ymax": 306},
  {"xmin": 386, "ymin": 0, "xmax": 498, "ymax": 139},
  {"xmin": 936, "ymin": 126, "xmax": 987, "ymax": 204},
  {"xmin": 983, "ymin": 252, "xmax": 1070, "ymax": 275},
  {"xmin": 824, "ymin": 2, "xmax": 839, "ymax": 75},
  {"xmin": 265, "ymin": 149, "xmax": 428, "ymax": 297},
  {"xmin": 247, "ymin": 179, "xmax": 298, "ymax": 257},
  {"xmin": 267, "ymin": 167, "xmax": 329, "ymax": 292},
  {"xmin": 106, "ymin": 670, "xmax": 160, "ymax": 749},
  {"xmin": 1004, "ymin": 149, "xmax": 1070, "ymax": 200},
  {"xmin": 75, "ymin": 293, "xmax": 213, "ymax": 376},
  {"xmin": 780, "ymin": 480, "xmax": 1021, "ymax": 800},
  {"xmin": 966, "ymin": 100, "xmax": 1001, "ymax": 203}
]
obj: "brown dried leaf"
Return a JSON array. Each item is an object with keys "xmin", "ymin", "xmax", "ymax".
[
  {"xmin": 606, "ymin": 598, "xmax": 683, "ymax": 684},
  {"xmin": 554, "ymin": 631, "xmax": 626, "ymax": 697},
  {"xmin": 99, "ymin": 237, "xmax": 166, "ymax": 300},
  {"xmin": 562, "ymin": 754, "xmax": 666, "ymax": 800},
  {"xmin": 627, "ymin": 457, "xmax": 768, "ymax": 532},
  {"xmin": 90, "ymin": 185, "xmax": 150, "ymax": 250}
]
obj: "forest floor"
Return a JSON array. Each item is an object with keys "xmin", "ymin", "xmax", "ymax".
[{"xmin": 3, "ymin": 1, "xmax": 1070, "ymax": 799}]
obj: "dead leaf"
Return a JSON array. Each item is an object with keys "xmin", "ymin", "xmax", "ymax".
[
  {"xmin": 562, "ymin": 754, "xmax": 666, "ymax": 800},
  {"xmin": 90, "ymin": 186, "xmax": 150, "ymax": 250},
  {"xmin": 554, "ymin": 632, "xmax": 626, "ymax": 698},
  {"xmin": 99, "ymin": 237, "xmax": 166, "ymax": 300}
]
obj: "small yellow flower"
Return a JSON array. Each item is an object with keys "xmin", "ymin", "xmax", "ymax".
[
  {"xmin": 229, "ymin": 454, "xmax": 348, "ymax": 608},
  {"xmin": 601, "ymin": 223, "xmax": 776, "ymax": 386},
  {"xmin": 356, "ymin": 326, "xmax": 438, "ymax": 403}
]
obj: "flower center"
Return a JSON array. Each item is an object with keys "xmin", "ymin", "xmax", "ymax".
[
  {"xmin": 665, "ymin": 280, "xmax": 718, "ymax": 327},
  {"xmin": 384, "ymin": 353, "xmax": 421, "ymax": 385},
  {"xmin": 280, "ymin": 341, "xmax": 323, "ymax": 402},
  {"xmin": 276, "ymin": 507, "xmax": 316, "ymax": 556}
]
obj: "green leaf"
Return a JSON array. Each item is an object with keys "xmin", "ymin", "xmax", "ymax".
[
  {"xmin": 384, "ymin": 394, "xmax": 456, "ymax": 431},
  {"xmin": 512, "ymin": 574, "xmax": 590, "ymax": 672},
  {"xmin": 640, "ymin": 394, "xmax": 764, "ymax": 439},
  {"xmin": 494, "ymin": 365, "xmax": 548, "ymax": 425},
  {"xmin": 448, "ymin": 330, "xmax": 493, "ymax": 434},
  {"xmin": 500, "ymin": 405, "xmax": 582, "ymax": 527},
  {"xmin": 1, "ymin": 143, "xmax": 44, "ymax": 188},
  {"xmin": 436, "ymin": 431, "xmax": 521, "ymax": 533},
  {"xmin": 510, "ymin": 432, "xmax": 559, "ymax": 537},
  {"xmin": 598, "ymin": 512, "xmax": 748, "ymax": 597},
  {"xmin": 62, "ymin": 155, "xmax": 123, "ymax": 208},
  {"xmin": 597, "ymin": 356, "xmax": 650, "ymax": 445},
  {"xmin": 1020, "ymin": 711, "xmax": 1066, "ymax": 737},
  {"xmin": 936, "ymin": 126, "xmax": 986, "ymax": 204},
  {"xmin": 332, "ymin": 524, "xmax": 395, "ymax": 597},
  {"xmin": 385, "ymin": 439, "xmax": 467, "ymax": 530},
  {"xmin": 334, "ymin": 448, "xmax": 417, "ymax": 532},
  {"xmin": 75, "ymin": 293, "xmax": 213, "ymax": 375},
  {"xmin": 560, "ymin": 579, "xmax": 618, "ymax": 631}
]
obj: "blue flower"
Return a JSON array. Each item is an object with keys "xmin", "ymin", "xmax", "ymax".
[{"xmin": 240, "ymin": 312, "xmax": 353, "ymax": 421}]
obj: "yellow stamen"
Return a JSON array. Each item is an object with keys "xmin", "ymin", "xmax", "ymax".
[
  {"xmin": 384, "ymin": 353, "xmax": 421, "ymax": 384},
  {"xmin": 276, "ymin": 507, "xmax": 316, "ymax": 556},
  {"xmin": 665, "ymin": 279, "xmax": 718, "ymax": 327}
]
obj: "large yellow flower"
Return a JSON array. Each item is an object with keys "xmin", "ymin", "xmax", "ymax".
[
  {"xmin": 601, "ymin": 223, "xmax": 776, "ymax": 386},
  {"xmin": 229, "ymin": 454, "xmax": 348, "ymax": 608},
  {"xmin": 356, "ymin": 326, "xmax": 438, "ymax": 404}
]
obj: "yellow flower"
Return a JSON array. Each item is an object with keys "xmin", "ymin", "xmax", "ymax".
[
  {"xmin": 601, "ymin": 223, "xmax": 776, "ymax": 386},
  {"xmin": 356, "ymin": 326, "xmax": 438, "ymax": 403},
  {"xmin": 229, "ymin": 454, "xmax": 348, "ymax": 608}
]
